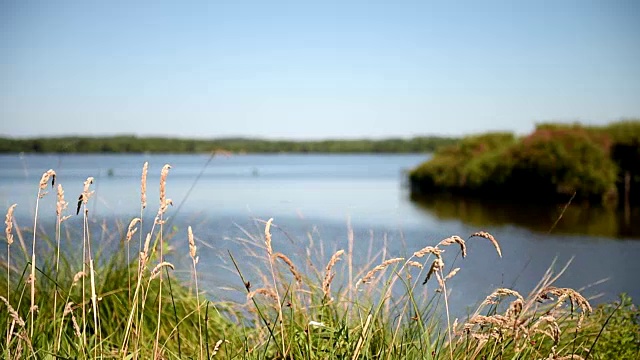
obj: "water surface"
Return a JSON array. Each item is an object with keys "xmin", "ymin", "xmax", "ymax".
[{"xmin": 1, "ymin": 153, "xmax": 638, "ymax": 315}]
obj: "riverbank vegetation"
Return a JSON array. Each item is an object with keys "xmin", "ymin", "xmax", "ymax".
[
  {"xmin": 410, "ymin": 120, "xmax": 640, "ymax": 206},
  {"xmin": 1, "ymin": 164, "xmax": 638, "ymax": 359},
  {"xmin": 0, "ymin": 135, "xmax": 457, "ymax": 154}
]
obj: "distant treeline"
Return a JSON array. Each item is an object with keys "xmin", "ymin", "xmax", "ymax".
[
  {"xmin": 410, "ymin": 120, "xmax": 640, "ymax": 206},
  {"xmin": 0, "ymin": 135, "xmax": 458, "ymax": 154}
]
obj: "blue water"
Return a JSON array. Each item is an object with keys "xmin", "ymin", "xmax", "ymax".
[{"xmin": 1, "ymin": 153, "xmax": 639, "ymax": 316}]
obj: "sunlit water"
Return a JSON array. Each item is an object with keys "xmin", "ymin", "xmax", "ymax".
[{"xmin": 1, "ymin": 153, "xmax": 639, "ymax": 316}]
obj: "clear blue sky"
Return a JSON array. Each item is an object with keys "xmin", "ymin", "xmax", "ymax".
[{"xmin": 1, "ymin": 0, "xmax": 639, "ymax": 139}]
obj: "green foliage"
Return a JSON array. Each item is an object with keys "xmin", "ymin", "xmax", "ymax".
[
  {"xmin": 0, "ymin": 230, "xmax": 239, "ymax": 358},
  {"xmin": 410, "ymin": 120, "xmax": 640, "ymax": 205},
  {"xmin": 0, "ymin": 135, "xmax": 458, "ymax": 154},
  {"xmin": 410, "ymin": 132, "xmax": 517, "ymax": 191},
  {"xmin": 600, "ymin": 120, "xmax": 640, "ymax": 146},
  {"xmin": 585, "ymin": 293, "xmax": 640, "ymax": 359},
  {"xmin": 508, "ymin": 127, "xmax": 618, "ymax": 201}
]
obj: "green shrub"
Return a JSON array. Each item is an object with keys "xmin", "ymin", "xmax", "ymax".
[
  {"xmin": 410, "ymin": 121, "xmax": 639, "ymax": 205},
  {"xmin": 507, "ymin": 127, "xmax": 618, "ymax": 202},
  {"xmin": 410, "ymin": 132, "xmax": 516, "ymax": 192}
]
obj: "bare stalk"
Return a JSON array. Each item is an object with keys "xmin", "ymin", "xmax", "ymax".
[
  {"xmin": 440, "ymin": 268, "xmax": 454, "ymax": 360},
  {"xmin": 154, "ymin": 164, "xmax": 171, "ymax": 359},
  {"xmin": 121, "ymin": 233, "xmax": 151, "ymax": 355},
  {"xmin": 79, "ymin": 177, "xmax": 99, "ymax": 356},
  {"xmin": 30, "ymin": 169, "xmax": 56, "ymax": 338},
  {"xmin": 121, "ymin": 161, "xmax": 148, "ymax": 355},
  {"xmin": 5, "ymin": 204, "xmax": 17, "ymax": 356},
  {"xmin": 188, "ymin": 226, "xmax": 203, "ymax": 359},
  {"xmin": 53, "ymin": 184, "xmax": 68, "ymax": 353},
  {"xmin": 263, "ymin": 218, "xmax": 287, "ymax": 356}
]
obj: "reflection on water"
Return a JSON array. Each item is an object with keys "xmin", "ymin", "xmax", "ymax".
[{"xmin": 410, "ymin": 193, "xmax": 640, "ymax": 239}]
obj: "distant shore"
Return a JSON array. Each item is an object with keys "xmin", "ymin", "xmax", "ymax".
[{"xmin": 0, "ymin": 135, "xmax": 457, "ymax": 154}]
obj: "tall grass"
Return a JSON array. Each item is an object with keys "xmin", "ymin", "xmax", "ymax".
[{"xmin": 0, "ymin": 161, "xmax": 637, "ymax": 359}]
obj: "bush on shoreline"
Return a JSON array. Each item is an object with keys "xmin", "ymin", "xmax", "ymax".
[{"xmin": 410, "ymin": 120, "xmax": 640, "ymax": 206}]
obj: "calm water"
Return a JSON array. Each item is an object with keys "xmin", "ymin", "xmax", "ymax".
[{"xmin": 1, "ymin": 153, "xmax": 639, "ymax": 314}]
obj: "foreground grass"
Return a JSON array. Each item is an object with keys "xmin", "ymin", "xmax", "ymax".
[{"xmin": 1, "ymin": 164, "xmax": 638, "ymax": 359}]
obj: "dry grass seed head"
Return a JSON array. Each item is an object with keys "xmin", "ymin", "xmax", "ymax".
[
  {"xmin": 158, "ymin": 198, "xmax": 173, "ymax": 216},
  {"xmin": 139, "ymin": 252, "xmax": 148, "ymax": 270},
  {"xmin": 483, "ymin": 288, "xmax": 525, "ymax": 306},
  {"xmin": 539, "ymin": 286, "xmax": 592, "ymax": 328},
  {"xmin": 188, "ymin": 226, "xmax": 197, "ymax": 262},
  {"xmin": 435, "ymin": 271, "xmax": 445, "ymax": 289},
  {"xmin": 63, "ymin": 301, "xmax": 74, "ymax": 316},
  {"xmin": 438, "ymin": 235, "xmax": 467, "ymax": 258},
  {"xmin": 506, "ymin": 298, "xmax": 524, "ymax": 319},
  {"xmin": 444, "ymin": 267, "xmax": 461, "ymax": 281},
  {"xmin": 212, "ymin": 339, "xmax": 229, "ymax": 357},
  {"xmin": 413, "ymin": 246, "xmax": 443, "ymax": 258},
  {"xmin": 322, "ymin": 249, "xmax": 345, "ymax": 298},
  {"xmin": 143, "ymin": 232, "xmax": 152, "ymax": 256},
  {"xmin": 273, "ymin": 252, "xmax": 302, "ymax": 284},
  {"xmin": 464, "ymin": 314, "xmax": 509, "ymax": 331},
  {"xmin": 406, "ymin": 260, "xmax": 423, "ymax": 269},
  {"xmin": 247, "ymin": 287, "xmax": 279, "ymax": 302},
  {"xmin": 159, "ymin": 164, "xmax": 171, "ymax": 206},
  {"xmin": 38, "ymin": 169, "xmax": 56, "ymax": 192},
  {"xmin": 125, "ymin": 218, "xmax": 141, "ymax": 243},
  {"xmin": 556, "ymin": 355, "xmax": 585, "ymax": 360},
  {"xmin": 141, "ymin": 161, "xmax": 148, "ymax": 209},
  {"xmin": 56, "ymin": 184, "xmax": 68, "ymax": 218},
  {"xmin": 140, "ymin": 232, "xmax": 153, "ymax": 268},
  {"xmin": 264, "ymin": 218, "xmax": 274, "ymax": 256},
  {"xmin": 469, "ymin": 231, "xmax": 502, "ymax": 258},
  {"xmin": 531, "ymin": 315, "xmax": 561, "ymax": 344},
  {"xmin": 356, "ymin": 257, "xmax": 405, "ymax": 287},
  {"xmin": 452, "ymin": 318, "xmax": 459, "ymax": 333},
  {"xmin": 0, "ymin": 295, "xmax": 25, "ymax": 327},
  {"xmin": 64, "ymin": 302, "xmax": 82, "ymax": 338},
  {"xmin": 72, "ymin": 271, "xmax": 86, "ymax": 287},
  {"xmin": 81, "ymin": 177, "xmax": 95, "ymax": 204},
  {"xmin": 5, "ymin": 203, "xmax": 17, "ymax": 245},
  {"xmin": 423, "ymin": 257, "xmax": 444, "ymax": 285},
  {"xmin": 150, "ymin": 262, "xmax": 174, "ymax": 280}
]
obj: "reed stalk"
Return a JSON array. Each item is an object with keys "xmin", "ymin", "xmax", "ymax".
[
  {"xmin": 4, "ymin": 204, "xmax": 17, "ymax": 357},
  {"xmin": 30, "ymin": 169, "xmax": 55, "ymax": 337}
]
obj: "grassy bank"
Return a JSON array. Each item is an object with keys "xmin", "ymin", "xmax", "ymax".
[
  {"xmin": 1, "ymin": 165, "xmax": 639, "ymax": 359},
  {"xmin": 409, "ymin": 120, "xmax": 640, "ymax": 206}
]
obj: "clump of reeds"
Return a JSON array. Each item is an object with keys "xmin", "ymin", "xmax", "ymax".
[{"xmin": 1, "ymin": 160, "xmax": 619, "ymax": 360}]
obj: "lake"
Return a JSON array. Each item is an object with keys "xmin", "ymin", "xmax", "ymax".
[{"xmin": 1, "ymin": 153, "xmax": 639, "ymax": 315}]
